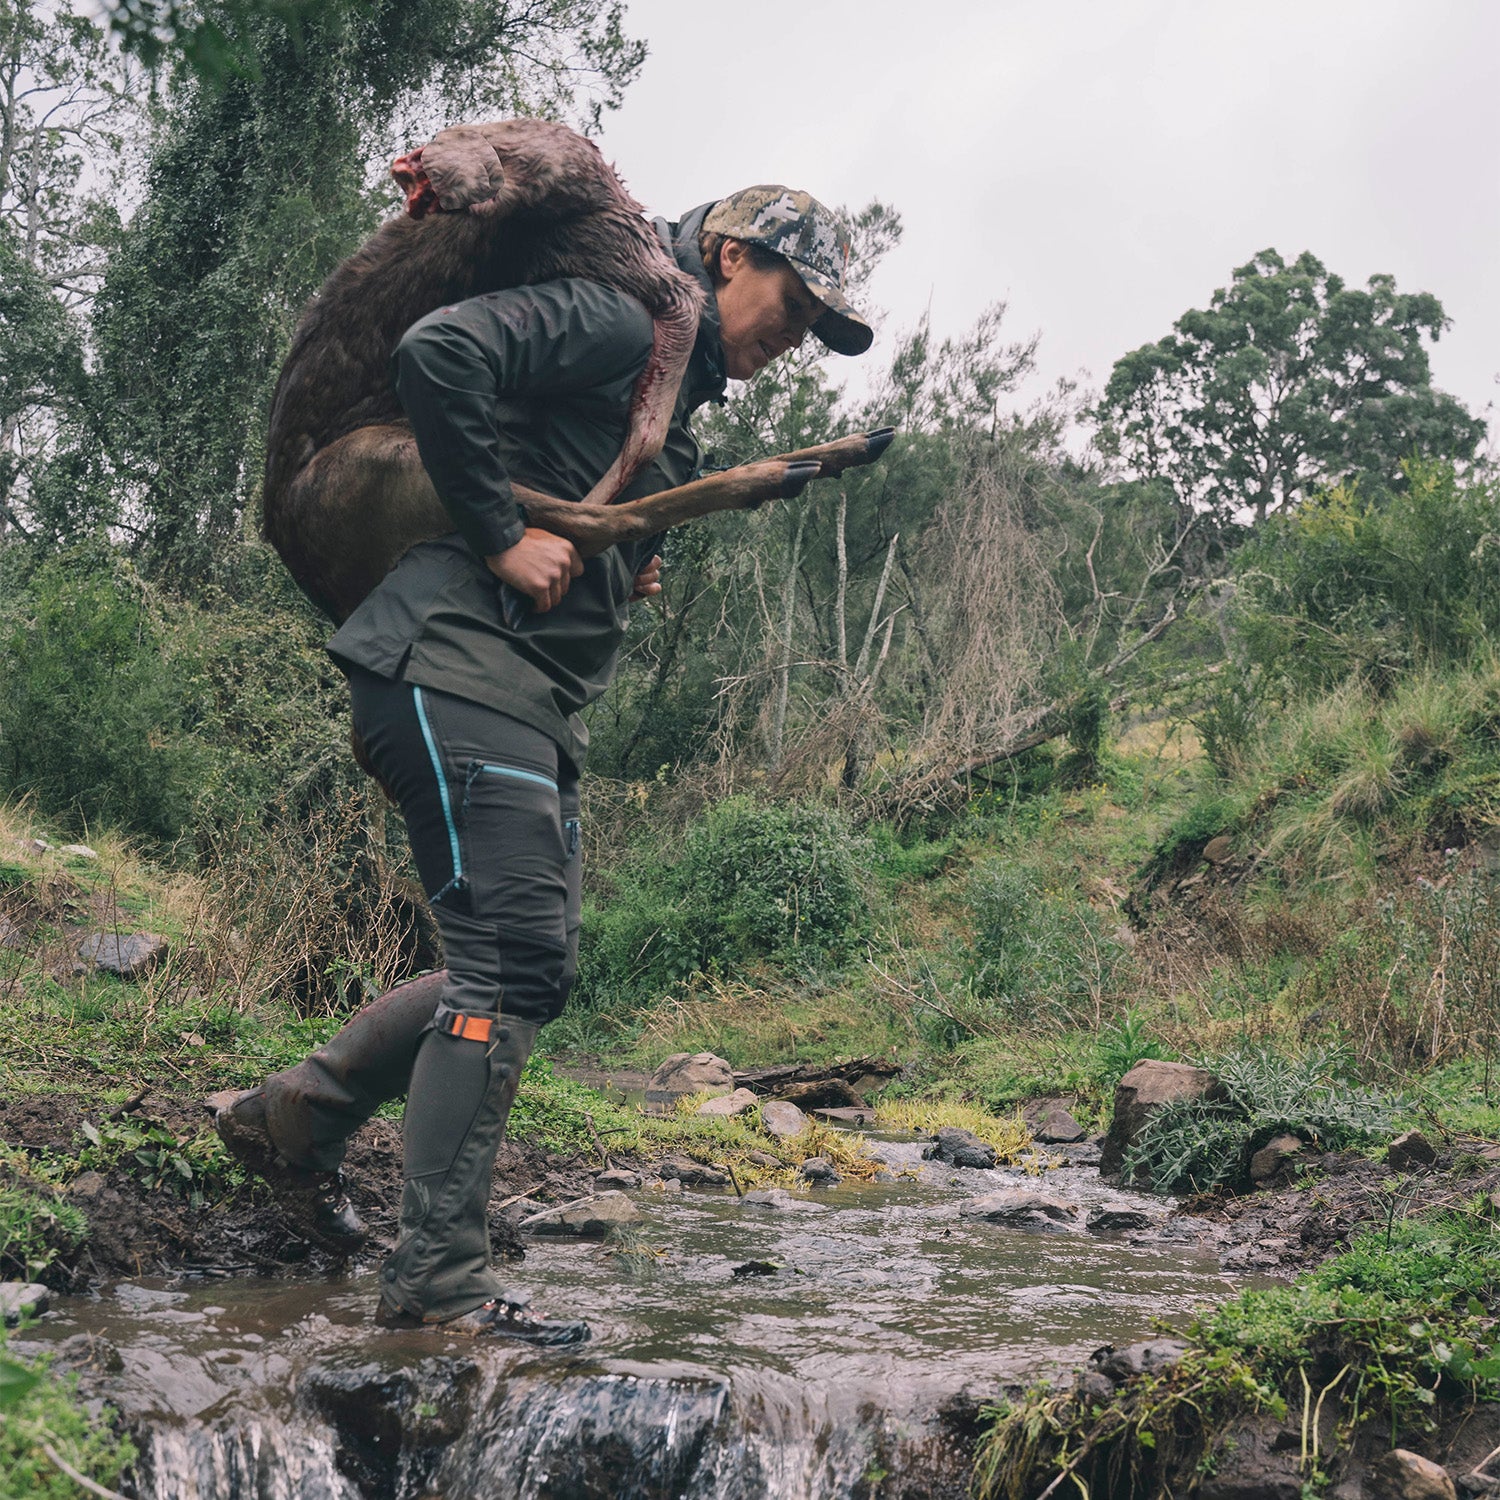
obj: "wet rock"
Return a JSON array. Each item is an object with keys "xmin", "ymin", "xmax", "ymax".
[
  {"xmin": 1056, "ymin": 1140, "xmax": 1103, "ymax": 1168},
  {"xmin": 593, "ymin": 1169, "xmax": 640, "ymax": 1190},
  {"xmin": 1387, "ymin": 1131, "xmax": 1438, "ymax": 1173},
  {"xmin": 924, "ymin": 1127, "xmax": 998, "ymax": 1169},
  {"xmin": 1371, "ymin": 1451, "xmax": 1457, "ymax": 1500},
  {"xmin": 1032, "ymin": 1106, "xmax": 1085, "ymax": 1144},
  {"xmin": 1085, "ymin": 1207, "xmax": 1152, "ymax": 1235},
  {"xmin": 771, "ymin": 1079, "xmax": 863, "ymax": 1110},
  {"xmin": 657, "ymin": 1178, "xmax": 683, "ymax": 1196},
  {"xmin": 0, "ymin": 1282, "xmax": 50, "ymax": 1324},
  {"xmin": 796, "ymin": 1157, "xmax": 840, "ymax": 1185},
  {"xmin": 79, "ymin": 930, "xmax": 168, "ymax": 980},
  {"xmin": 303, "ymin": 1356, "xmax": 481, "ymax": 1500},
  {"xmin": 646, "ymin": 1051, "xmax": 734, "ymax": 1103},
  {"xmin": 731, "ymin": 1259, "xmax": 783, "ymax": 1278},
  {"xmin": 1101, "ymin": 1060, "xmax": 1223, "ymax": 1179},
  {"xmin": 696, "ymin": 1087, "xmax": 759, "ymax": 1118},
  {"xmin": 742, "ymin": 1188, "xmax": 795, "ymax": 1209},
  {"xmin": 746, "ymin": 1149, "xmax": 782, "ymax": 1168},
  {"xmin": 48, "ymin": 1333, "xmax": 124, "ymax": 1374},
  {"xmin": 658, "ymin": 1157, "xmax": 731, "ymax": 1187},
  {"xmin": 1096, "ymin": 1338, "xmax": 1189, "ymax": 1380},
  {"xmin": 758, "ymin": 1100, "xmax": 809, "ymax": 1139},
  {"xmin": 1250, "ymin": 1133, "xmax": 1305, "ymax": 1183},
  {"xmin": 520, "ymin": 1190, "xmax": 639, "ymax": 1237},
  {"xmin": 959, "ymin": 1190, "xmax": 1080, "ymax": 1232},
  {"xmin": 1074, "ymin": 1369, "xmax": 1116, "ymax": 1404}
]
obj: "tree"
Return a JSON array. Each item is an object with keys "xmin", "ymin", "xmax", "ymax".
[
  {"xmin": 0, "ymin": 0, "xmax": 135, "ymax": 537},
  {"xmin": 1095, "ymin": 249, "xmax": 1485, "ymax": 524},
  {"xmin": 81, "ymin": 0, "xmax": 644, "ymax": 581}
]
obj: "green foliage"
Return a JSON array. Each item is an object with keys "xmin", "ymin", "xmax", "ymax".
[
  {"xmin": 977, "ymin": 1211, "xmax": 1500, "ymax": 1500},
  {"xmin": 0, "ymin": 1341, "xmax": 135, "ymax": 1500},
  {"xmin": 1220, "ymin": 465, "xmax": 1500, "ymax": 720},
  {"xmin": 1154, "ymin": 653, "xmax": 1500, "ymax": 894},
  {"xmin": 0, "ymin": 552, "xmax": 204, "ymax": 840},
  {"xmin": 76, "ymin": 1117, "xmax": 238, "ymax": 1205},
  {"xmin": 574, "ymin": 795, "xmax": 869, "ymax": 1012},
  {"xmin": 1095, "ymin": 1009, "xmax": 1171, "ymax": 1092},
  {"xmin": 0, "ymin": 1189, "xmax": 87, "ymax": 1283},
  {"xmin": 680, "ymin": 797, "xmax": 868, "ymax": 961},
  {"xmin": 965, "ymin": 860, "xmax": 1120, "ymax": 1028},
  {"xmin": 1097, "ymin": 250, "xmax": 1484, "ymax": 523},
  {"xmin": 1122, "ymin": 1043, "xmax": 1399, "ymax": 1194}
]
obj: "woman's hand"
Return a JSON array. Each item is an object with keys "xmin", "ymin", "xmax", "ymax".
[
  {"xmin": 486, "ymin": 528, "xmax": 584, "ymax": 612},
  {"xmin": 630, "ymin": 554, "xmax": 663, "ymax": 602}
]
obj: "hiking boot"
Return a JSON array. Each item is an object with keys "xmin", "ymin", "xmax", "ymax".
[
  {"xmin": 375, "ymin": 1292, "xmax": 590, "ymax": 1347},
  {"xmin": 208, "ymin": 1087, "xmax": 368, "ymax": 1253}
]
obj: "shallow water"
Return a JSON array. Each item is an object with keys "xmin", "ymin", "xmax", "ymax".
[{"xmin": 25, "ymin": 1137, "xmax": 1240, "ymax": 1499}]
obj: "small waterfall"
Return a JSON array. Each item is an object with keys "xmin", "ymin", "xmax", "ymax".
[{"xmin": 130, "ymin": 1353, "xmax": 976, "ymax": 1500}]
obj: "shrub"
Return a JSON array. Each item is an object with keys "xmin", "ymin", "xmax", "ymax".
[
  {"xmin": 571, "ymin": 795, "xmax": 870, "ymax": 1013},
  {"xmin": 678, "ymin": 796, "xmax": 868, "ymax": 963},
  {"xmin": 965, "ymin": 860, "xmax": 1120, "ymax": 1028},
  {"xmin": 0, "ymin": 553, "xmax": 204, "ymax": 841},
  {"xmin": 1122, "ymin": 1043, "xmax": 1399, "ymax": 1193}
]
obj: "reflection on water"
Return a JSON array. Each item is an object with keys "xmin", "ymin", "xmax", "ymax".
[{"xmin": 24, "ymin": 1141, "xmax": 1240, "ymax": 1499}]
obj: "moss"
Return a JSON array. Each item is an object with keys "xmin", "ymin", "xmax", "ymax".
[{"xmin": 0, "ymin": 1345, "xmax": 135, "ymax": 1500}]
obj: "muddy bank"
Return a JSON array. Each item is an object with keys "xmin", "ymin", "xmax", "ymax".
[{"xmin": 0, "ymin": 1089, "xmax": 603, "ymax": 1289}]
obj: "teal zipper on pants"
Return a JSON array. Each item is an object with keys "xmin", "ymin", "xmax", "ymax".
[{"xmin": 412, "ymin": 686, "xmax": 464, "ymax": 896}]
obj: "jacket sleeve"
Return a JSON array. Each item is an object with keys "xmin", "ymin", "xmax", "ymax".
[{"xmin": 393, "ymin": 280, "xmax": 656, "ymax": 560}]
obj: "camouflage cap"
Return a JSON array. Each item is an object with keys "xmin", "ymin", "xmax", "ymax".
[{"xmin": 703, "ymin": 186, "xmax": 873, "ymax": 356}]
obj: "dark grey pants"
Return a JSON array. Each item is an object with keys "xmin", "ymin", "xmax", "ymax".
[
  {"xmin": 257, "ymin": 670, "xmax": 583, "ymax": 1320},
  {"xmin": 349, "ymin": 667, "xmax": 582, "ymax": 1027}
]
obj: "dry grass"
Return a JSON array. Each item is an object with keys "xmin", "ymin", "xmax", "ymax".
[{"xmin": 874, "ymin": 1098, "xmax": 1032, "ymax": 1162}]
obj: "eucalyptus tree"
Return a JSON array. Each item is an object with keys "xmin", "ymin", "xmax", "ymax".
[{"xmin": 1095, "ymin": 249, "xmax": 1485, "ymax": 525}]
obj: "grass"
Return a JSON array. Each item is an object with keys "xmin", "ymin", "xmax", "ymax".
[
  {"xmin": 976, "ymin": 1208, "xmax": 1500, "ymax": 1500},
  {"xmin": 0, "ymin": 1338, "xmax": 136, "ymax": 1500}
]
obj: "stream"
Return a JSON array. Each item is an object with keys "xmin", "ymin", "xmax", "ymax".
[{"xmin": 19, "ymin": 1135, "xmax": 1242, "ymax": 1499}]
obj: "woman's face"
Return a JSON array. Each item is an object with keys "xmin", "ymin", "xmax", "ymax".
[{"xmin": 714, "ymin": 240, "xmax": 825, "ymax": 381}]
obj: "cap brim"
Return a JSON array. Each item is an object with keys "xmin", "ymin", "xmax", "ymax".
[{"xmin": 789, "ymin": 261, "xmax": 874, "ymax": 356}]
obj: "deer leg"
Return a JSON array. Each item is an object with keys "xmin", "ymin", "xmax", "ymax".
[
  {"xmin": 765, "ymin": 427, "xmax": 896, "ymax": 476},
  {"xmin": 578, "ymin": 298, "xmax": 701, "ymax": 508}
]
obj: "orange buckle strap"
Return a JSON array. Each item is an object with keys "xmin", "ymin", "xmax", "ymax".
[{"xmin": 442, "ymin": 1012, "xmax": 494, "ymax": 1044}]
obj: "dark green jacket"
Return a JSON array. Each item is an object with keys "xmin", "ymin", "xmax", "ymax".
[{"xmin": 326, "ymin": 205, "xmax": 725, "ymax": 766}]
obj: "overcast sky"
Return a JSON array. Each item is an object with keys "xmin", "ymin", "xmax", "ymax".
[{"xmin": 595, "ymin": 0, "xmax": 1499, "ymax": 432}]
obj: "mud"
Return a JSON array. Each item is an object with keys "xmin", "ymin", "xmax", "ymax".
[{"xmin": 0, "ymin": 1089, "xmax": 604, "ymax": 1290}]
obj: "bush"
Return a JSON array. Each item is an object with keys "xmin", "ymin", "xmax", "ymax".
[
  {"xmin": 0, "ymin": 553, "xmax": 204, "ymax": 841},
  {"xmin": 965, "ymin": 860, "xmax": 1120, "ymax": 1027},
  {"xmin": 572, "ymin": 795, "xmax": 870, "ymax": 1013},
  {"xmin": 678, "ymin": 797, "xmax": 868, "ymax": 963},
  {"xmin": 1122, "ymin": 1043, "xmax": 1399, "ymax": 1193}
]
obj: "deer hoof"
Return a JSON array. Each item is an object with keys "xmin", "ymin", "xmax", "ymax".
[
  {"xmin": 865, "ymin": 427, "xmax": 896, "ymax": 458},
  {"xmin": 779, "ymin": 460, "xmax": 823, "ymax": 498}
]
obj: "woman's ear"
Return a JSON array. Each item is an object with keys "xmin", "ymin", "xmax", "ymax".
[{"xmin": 718, "ymin": 237, "xmax": 747, "ymax": 282}]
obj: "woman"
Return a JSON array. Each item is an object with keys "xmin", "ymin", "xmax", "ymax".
[{"xmin": 213, "ymin": 186, "xmax": 873, "ymax": 1343}]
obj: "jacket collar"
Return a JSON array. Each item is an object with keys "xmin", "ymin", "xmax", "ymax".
[{"xmin": 655, "ymin": 204, "xmax": 726, "ymax": 408}]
